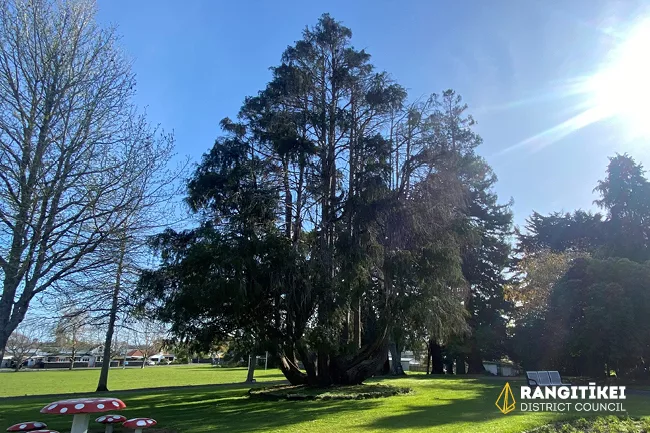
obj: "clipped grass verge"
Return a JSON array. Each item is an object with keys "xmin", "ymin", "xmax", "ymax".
[
  {"xmin": 525, "ymin": 415, "xmax": 650, "ymax": 433},
  {"xmin": 248, "ymin": 383, "xmax": 412, "ymax": 400}
]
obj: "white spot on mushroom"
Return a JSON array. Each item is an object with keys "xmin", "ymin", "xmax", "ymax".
[
  {"xmin": 97, "ymin": 404, "xmax": 105, "ymax": 409},
  {"xmin": 19, "ymin": 424, "xmax": 26, "ymax": 429},
  {"xmin": 147, "ymin": 420, "xmax": 154, "ymax": 424},
  {"xmin": 74, "ymin": 404, "xmax": 85, "ymax": 410},
  {"xmin": 48, "ymin": 404, "xmax": 57, "ymax": 410},
  {"xmin": 97, "ymin": 416, "xmax": 106, "ymax": 422},
  {"xmin": 111, "ymin": 401, "xmax": 119, "ymax": 407},
  {"xmin": 136, "ymin": 420, "xmax": 146, "ymax": 427},
  {"xmin": 60, "ymin": 408, "xmax": 68, "ymax": 413},
  {"xmin": 34, "ymin": 423, "xmax": 43, "ymax": 428}
]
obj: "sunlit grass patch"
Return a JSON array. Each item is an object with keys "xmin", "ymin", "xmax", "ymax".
[{"xmin": 0, "ymin": 365, "xmax": 284, "ymax": 397}]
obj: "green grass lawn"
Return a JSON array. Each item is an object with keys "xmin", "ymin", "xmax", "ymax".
[
  {"xmin": 0, "ymin": 365, "xmax": 285, "ymax": 397},
  {"xmin": 1, "ymin": 373, "xmax": 649, "ymax": 433}
]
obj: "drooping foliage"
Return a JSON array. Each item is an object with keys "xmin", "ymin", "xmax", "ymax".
[{"xmin": 137, "ymin": 15, "xmax": 512, "ymax": 385}]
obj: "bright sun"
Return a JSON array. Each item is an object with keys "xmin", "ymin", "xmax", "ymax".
[{"xmin": 587, "ymin": 20, "xmax": 650, "ymax": 139}]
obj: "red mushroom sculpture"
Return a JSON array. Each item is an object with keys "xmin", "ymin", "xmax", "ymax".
[
  {"xmin": 95, "ymin": 415, "xmax": 127, "ymax": 433},
  {"xmin": 6, "ymin": 422, "xmax": 48, "ymax": 432},
  {"xmin": 40, "ymin": 398, "xmax": 126, "ymax": 433},
  {"xmin": 123, "ymin": 418, "xmax": 156, "ymax": 433}
]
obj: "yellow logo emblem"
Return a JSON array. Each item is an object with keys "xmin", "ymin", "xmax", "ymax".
[{"xmin": 496, "ymin": 382, "xmax": 516, "ymax": 414}]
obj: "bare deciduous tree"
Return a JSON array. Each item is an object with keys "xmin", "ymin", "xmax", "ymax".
[
  {"xmin": 0, "ymin": 0, "xmax": 157, "ymax": 358},
  {"xmin": 129, "ymin": 319, "xmax": 165, "ymax": 369},
  {"xmin": 5, "ymin": 321, "xmax": 43, "ymax": 371},
  {"xmin": 91, "ymin": 121, "xmax": 185, "ymax": 391},
  {"xmin": 54, "ymin": 309, "xmax": 89, "ymax": 370}
]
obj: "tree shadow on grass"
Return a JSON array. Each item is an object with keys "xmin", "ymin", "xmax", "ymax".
[
  {"xmin": 180, "ymin": 367, "xmax": 286, "ymax": 378},
  {"xmin": 127, "ymin": 385, "xmax": 382, "ymax": 433},
  {"xmin": 0, "ymin": 384, "xmax": 382, "ymax": 433},
  {"xmin": 372, "ymin": 373, "xmax": 525, "ymax": 384},
  {"xmin": 364, "ymin": 377, "xmax": 533, "ymax": 430}
]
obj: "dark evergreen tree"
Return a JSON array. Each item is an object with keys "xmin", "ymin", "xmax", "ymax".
[
  {"xmin": 138, "ymin": 15, "xmax": 507, "ymax": 386},
  {"xmin": 458, "ymin": 157, "xmax": 513, "ymax": 373}
]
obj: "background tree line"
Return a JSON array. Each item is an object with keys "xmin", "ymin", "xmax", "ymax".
[{"xmin": 510, "ymin": 154, "xmax": 650, "ymax": 379}]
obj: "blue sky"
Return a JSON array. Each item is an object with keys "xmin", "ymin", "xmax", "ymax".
[{"xmin": 96, "ymin": 0, "xmax": 650, "ymax": 228}]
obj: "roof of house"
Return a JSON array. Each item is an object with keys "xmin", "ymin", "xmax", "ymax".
[
  {"xmin": 126, "ymin": 349, "xmax": 144, "ymax": 357},
  {"xmin": 483, "ymin": 360, "xmax": 520, "ymax": 367}
]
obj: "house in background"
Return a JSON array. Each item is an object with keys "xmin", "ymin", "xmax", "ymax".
[
  {"xmin": 124, "ymin": 349, "xmax": 144, "ymax": 366},
  {"xmin": 39, "ymin": 350, "xmax": 96, "ymax": 368},
  {"xmin": 1, "ymin": 356, "xmax": 12, "ymax": 368},
  {"xmin": 122, "ymin": 349, "xmax": 175, "ymax": 366},
  {"xmin": 388, "ymin": 350, "xmax": 420, "ymax": 372},
  {"xmin": 149, "ymin": 352, "xmax": 175, "ymax": 364},
  {"xmin": 1, "ymin": 345, "xmax": 163, "ymax": 369}
]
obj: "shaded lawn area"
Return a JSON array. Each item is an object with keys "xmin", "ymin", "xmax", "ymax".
[
  {"xmin": 0, "ymin": 365, "xmax": 285, "ymax": 397},
  {"xmin": 1, "ymin": 376, "xmax": 649, "ymax": 433}
]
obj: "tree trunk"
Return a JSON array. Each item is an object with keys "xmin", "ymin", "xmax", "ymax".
[
  {"xmin": 278, "ymin": 353, "xmax": 307, "ymax": 385},
  {"xmin": 296, "ymin": 343, "xmax": 317, "ymax": 385},
  {"xmin": 292, "ymin": 154, "xmax": 305, "ymax": 246},
  {"xmin": 69, "ymin": 343, "xmax": 76, "ymax": 370},
  {"xmin": 353, "ymin": 299, "xmax": 361, "ymax": 349},
  {"xmin": 317, "ymin": 351, "xmax": 331, "ymax": 386},
  {"xmin": 466, "ymin": 340, "xmax": 485, "ymax": 374},
  {"xmin": 0, "ymin": 303, "xmax": 12, "ymax": 362},
  {"xmin": 96, "ymin": 238, "xmax": 126, "ymax": 392},
  {"xmin": 335, "ymin": 335, "xmax": 389, "ymax": 385},
  {"xmin": 282, "ymin": 158, "xmax": 292, "ymax": 239},
  {"xmin": 246, "ymin": 353, "xmax": 256, "ymax": 382},
  {"xmin": 426, "ymin": 342, "xmax": 431, "ymax": 374},
  {"xmin": 429, "ymin": 340, "xmax": 444, "ymax": 374},
  {"xmin": 445, "ymin": 357, "xmax": 454, "ymax": 375},
  {"xmin": 389, "ymin": 341, "xmax": 405, "ymax": 376},
  {"xmin": 381, "ymin": 352, "xmax": 390, "ymax": 375},
  {"xmin": 456, "ymin": 355, "xmax": 466, "ymax": 374},
  {"xmin": 278, "ymin": 333, "xmax": 388, "ymax": 386}
]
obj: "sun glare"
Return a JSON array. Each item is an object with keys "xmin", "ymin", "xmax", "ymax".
[
  {"xmin": 586, "ymin": 20, "xmax": 650, "ymax": 139},
  {"xmin": 499, "ymin": 18, "xmax": 650, "ymax": 155}
]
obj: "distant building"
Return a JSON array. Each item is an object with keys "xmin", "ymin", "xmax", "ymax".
[
  {"xmin": 388, "ymin": 350, "xmax": 420, "ymax": 372},
  {"xmin": 149, "ymin": 352, "xmax": 175, "ymax": 364},
  {"xmin": 123, "ymin": 349, "xmax": 175, "ymax": 365},
  {"xmin": 126, "ymin": 349, "xmax": 144, "ymax": 359},
  {"xmin": 483, "ymin": 360, "xmax": 521, "ymax": 377},
  {"xmin": 1, "ymin": 356, "xmax": 12, "ymax": 368},
  {"xmin": 1, "ymin": 345, "xmax": 135, "ymax": 369}
]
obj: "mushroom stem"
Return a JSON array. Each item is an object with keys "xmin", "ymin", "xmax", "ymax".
[
  {"xmin": 134, "ymin": 429, "xmax": 143, "ymax": 433},
  {"xmin": 105, "ymin": 425, "xmax": 114, "ymax": 433},
  {"xmin": 70, "ymin": 413, "xmax": 91, "ymax": 433}
]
